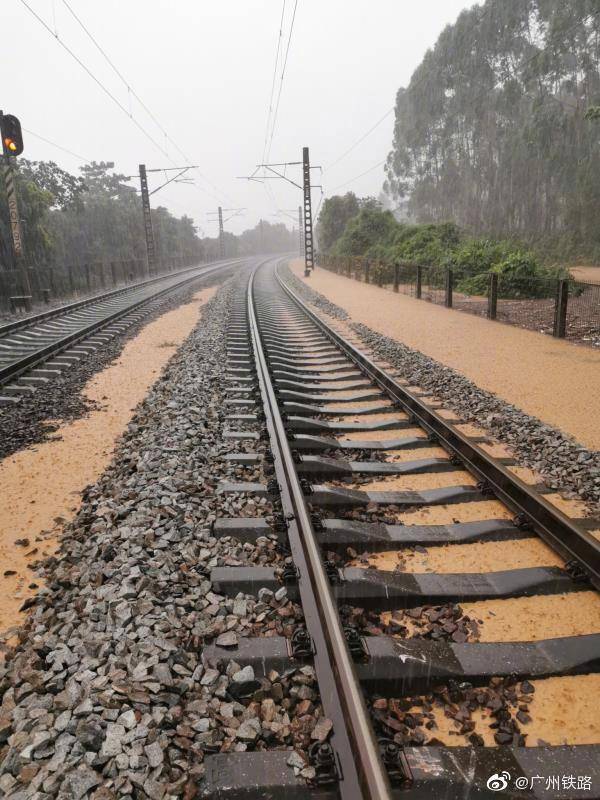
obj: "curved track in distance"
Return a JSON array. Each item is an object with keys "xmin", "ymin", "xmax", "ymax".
[
  {"xmin": 201, "ymin": 258, "xmax": 600, "ymax": 799},
  {"xmin": 0, "ymin": 258, "xmax": 244, "ymax": 403}
]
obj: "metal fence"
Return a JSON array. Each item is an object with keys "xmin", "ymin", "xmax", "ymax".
[
  {"xmin": 0, "ymin": 255, "xmax": 203, "ymax": 316},
  {"xmin": 567, "ymin": 280, "xmax": 600, "ymax": 344},
  {"xmin": 317, "ymin": 254, "xmax": 600, "ymax": 347}
]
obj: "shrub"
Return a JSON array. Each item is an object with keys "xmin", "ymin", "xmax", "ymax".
[
  {"xmin": 318, "ymin": 198, "xmax": 577, "ymax": 300},
  {"xmin": 388, "ymin": 221, "xmax": 462, "ymax": 266},
  {"xmin": 457, "ymin": 252, "xmax": 558, "ymax": 298},
  {"xmin": 332, "ymin": 209, "xmax": 397, "ymax": 257},
  {"xmin": 449, "ymin": 238, "xmax": 512, "ymax": 279}
]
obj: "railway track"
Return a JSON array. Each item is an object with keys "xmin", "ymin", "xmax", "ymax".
[
  {"xmin": 0, "ymin": 257, "xmax": 243, "ymax": 404},
  {"xmin": 201, "ymin": 258, "xmax": 600, "ymax": 799}
]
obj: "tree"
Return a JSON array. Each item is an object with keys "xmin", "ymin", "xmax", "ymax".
[
  {"xmin": 0, "ymin": 164, "xmax": 55, "ymax": 268},
  {"xmin": 79, "ymin": 161, "xmax": 130, "ymax": 199},
  {"xmin": 18, "ymin": 160, "xmax": 86, "ymax": 210},
  {"xmin": 332, "ymin": 208, "xmax": 397, "ymax": 257},
  {"xmin": 0, "ymin": 158, "xmax": 295, "ymax": 279},
  {"xmin": 0, "ymin": 159, "xmax": 207, "ymax": 272},
  {"xmin": 384, "ymin": 0, "xmax": 600, "ymax": 259},
  {"xmin": 237, "ymin": 220, "xmax": 296, "ymax": 254},
  {"xmin": 316, "ymin": 192, "xmax": 360, "ymax": 252}
]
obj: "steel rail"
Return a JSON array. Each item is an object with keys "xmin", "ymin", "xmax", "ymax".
[
  {"xmin": 0, "ymin": 259, "xmax": 241, "ymax": 388},
  {"xmin": 0, "ymin": 258, "xmax": 243, "ymax": 338},
  {"xmin": 248, "ymin": 265, "xmax": 394, "ymax": 800},
  {"xmin": 276, "ymin": 263, "xmax": 600, "ymax": 591}
]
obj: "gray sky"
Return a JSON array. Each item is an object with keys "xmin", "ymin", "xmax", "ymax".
[{"xmin": 3, "ymin": 0, "xmax": 472, "ymax": 235}]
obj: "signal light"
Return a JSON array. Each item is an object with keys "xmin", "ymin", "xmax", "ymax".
[{"xmin": 0, "ymin": 114, "xmax": 24, "ymax": 157}]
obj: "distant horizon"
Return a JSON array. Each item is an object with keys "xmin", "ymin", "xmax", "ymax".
[{"xmin": 3, "ymin": 0, "xmax": 471, "ymax": 234}]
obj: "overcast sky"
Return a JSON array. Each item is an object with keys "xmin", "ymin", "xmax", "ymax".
[{"xmin": 3, "ymin": 0, "xmax": 473, "ymax": 235}]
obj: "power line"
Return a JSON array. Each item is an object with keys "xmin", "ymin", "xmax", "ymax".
[
  {"xmin": 259, "ymin": 0, "xmax": 287, "ymax": 217},
  {"xmin": 59, "ymin": 0, "xmax": 232, "ymax": 205},
  {"xmin": 22, "ymin": 128, "xmax": 92, "ymax": 163},
  {"xmin": 22, "ymin": 130, "xmax": 205, "ymax": 225},
  {"xmin": 326, "ymin": 107, "xmax": 394, "ymax": 170},
  {"xmin": 322, "ymin": 2, "xmax": 499, "ymax": 182},
  {"xmin": 261, "ymin": 0, "xmax": 286, "ymax": 167},
  {"xmin": 60, "ymin": 0, "xmax": 174, "ymax": 146},
  {"xmin": 266, "ymin": 0, "xmax": 299, "ymax": 162},
  {"xmin": 20, "ymin": 0, "xmax": 231, "ymax": 206},
  {"xmin": 323, "ymin": 8, "xmax": 598, "ymax": 199},
  {"xmin": 320, "ymin": 8, "xmax": 500, "ymax": 194},
  {"xmin": 313, "ymin": 190, "xmax": 324, "ymax": 222},
  {"xmin": 19, "ymin": 0, "xmax": 169, "ymax": 158},
  {"xmin": 329, "ymin": 158, "xmax": 386, "ymax": 192},
  {"xmin": 61, "ymin": 0, "xmax": 137, "ymax": 103}
]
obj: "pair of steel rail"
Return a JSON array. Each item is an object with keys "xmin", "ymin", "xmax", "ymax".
[
  {"xmin": 7, "ymin": 253, "xmax": 597, "ymax": 797},
  {"xmin": 248, "ymin": 264, "xmax": 393, "ymax": 798},
  {"xmin": 0, "ymin": 258, "xmax": 244, "ymax": 392},
  {"xmin": 206, "ymin": 258, "xmax": 600, "ymax": 799}
]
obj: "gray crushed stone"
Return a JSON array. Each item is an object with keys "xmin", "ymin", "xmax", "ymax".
[
  {"xmin": 0, "ymin": 273, "xmax": 324, "ymax": 799},
  {"xmin": 282, "ymin": 264, "xmax": 600, "ymax": 511},
  {"xmin": 0, "ymin": 274, "xmax": 225, "ymax": 461}
]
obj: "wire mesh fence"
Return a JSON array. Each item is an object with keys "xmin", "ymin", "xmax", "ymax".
[
  {"xmin": 316, "ymin": 254, "xmax": 600, "ymax": 348},
  {"xmin": 451, "ymin": 270, "xmax": 489, "ymax": 319},
  {"xmin": 451, "ymin": 290, "xmax": 489, "ymax": 318},
  {"xmin": 494, "ymin": 274, "xmax": 558, "ymax": 335},
  {"xmin": 420, "ymin": 265, "xmax": 446, "ymax": 306},
  {"xmin": 395, "ymin": 264, "xmax": 418, "ymax": 297},
  {"xmin": 566, "ymin": 280, "xmax": 600, "ymax": 346}
]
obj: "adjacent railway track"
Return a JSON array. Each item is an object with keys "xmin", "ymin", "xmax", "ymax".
[
  {"xmin": 0, "ymin": 257, "xmax": 244, "ymax": 403},
  {"xmin": 201, "ymin": 258, "xmax": 600, "ymax": 799}
]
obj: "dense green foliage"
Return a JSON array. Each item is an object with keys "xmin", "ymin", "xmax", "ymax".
[
  {"xmin": 0, "ymin": 160, "xmax": 295, "ymax": 274},
  {"xmin": 332, "ymin": 208, "xmax": 397, "ymax": 257},
  {"xmin": 316, "ymin": 193, "xmax": 360, "ymax": 252},
  {"xmin": 457, "ymin": 252, "xmax": 557, "ymax": 298},
  {"xmin": 316, "ymin": 193, "xmax": 380, "ymax": 252},
  {"xmin": 319, "ymin": 197, "xmax": 566, "ymax": 298},
  {"xmin": 384, "ymin": 0, "xmax": 600, "ymax": 259},
  {"xmin": 0, "ymin": 161, "xmax": 203, "ymax": 270},
  {"xmin": 328, "ymin": 206, "xmax": 461, "ymax": 266}
]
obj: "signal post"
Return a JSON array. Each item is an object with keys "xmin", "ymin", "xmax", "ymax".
[{"xmin": 0, "ymin": 111, "xmax": 30, "ymax": 295}]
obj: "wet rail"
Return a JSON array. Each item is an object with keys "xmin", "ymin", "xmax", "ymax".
[
  {"xmin": 202, "ymin": 258, "xmax": 600, "ymax": 799},
  {"xmin": 0, "ymin": 258, "xmax": 243, "ymax": 403}
]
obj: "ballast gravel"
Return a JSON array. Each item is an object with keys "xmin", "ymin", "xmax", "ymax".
[
  {"xmin": 282, "ymin": 265, "xmax": 600, "ymax": 511},
  {"xmin": 0, "ymin": 274, "xmax": 325, "ymax": 799},
  {"xmin": 0, "ymin": 275, "xmax": 224, "ymax": 462}
]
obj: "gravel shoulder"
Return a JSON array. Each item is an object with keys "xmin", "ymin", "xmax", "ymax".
[
  {"xmin": 282, "ymin": 262, "xmax": 600, "ymax": 513},
  {"xmin": 0, "ymin": 273, "xmax": 323, "ymax": 799},
  {"xmin": 288, "ymin": 260, "xmax": 600, "ymax": 451},
  {"xmin": 0, "ymin": 287, "xmax": 217, "ymax": 638},
  {"xmin": 0, "ymin": 274, "xmax": 225, "ymax": 461}
]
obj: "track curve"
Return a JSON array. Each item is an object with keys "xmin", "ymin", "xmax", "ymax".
[
  {"xmin": 202, "ymin": 257, "xmax": 600, "ymax": 799},
  {"xmin": 0, "ymin": 258, "xmax": 244, "ymax": 401}
]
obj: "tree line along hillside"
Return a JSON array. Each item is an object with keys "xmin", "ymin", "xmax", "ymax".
[
  {"xmin": 316, "ymin": 193, "xmax": 571, "ymax": 298},
  {"xmin": 384, "ymin": 0, "xmax": 600, "ymax": 261},
  {"xmin": 0, "ymin": 160, "xmax": 295, "ymax": 274}
]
